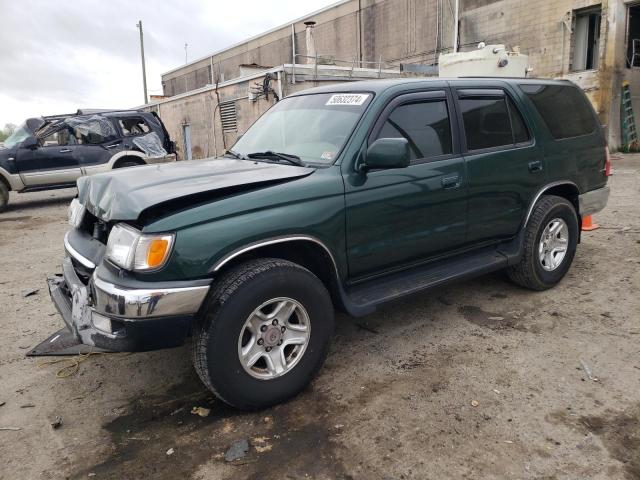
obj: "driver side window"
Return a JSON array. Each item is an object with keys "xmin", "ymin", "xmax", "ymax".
[
  {"xmin": 40, "ymin": 128, "xmax": 76, "ymax": 147},
  {"xmin": 373, "ymin": 100, "xmax": 453, "ymax": 162}
]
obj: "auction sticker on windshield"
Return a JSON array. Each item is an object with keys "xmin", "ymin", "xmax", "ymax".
[{"xmin": 326, "ymin": 94, "xmax": 370, "ymax": 106}]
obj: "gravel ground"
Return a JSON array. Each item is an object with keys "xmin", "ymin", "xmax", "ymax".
[{"xmin": 0, "ymin": 155, "xmax": 638, "ymax": 480}]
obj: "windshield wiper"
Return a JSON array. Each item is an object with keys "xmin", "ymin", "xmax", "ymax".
[
  {"xmin": 247, "ymin": 151, "xmax": 305, "ymax": 166},
  {"xmin": 224, "ymin": 149, "xmax": 247, "ymax": 159}
]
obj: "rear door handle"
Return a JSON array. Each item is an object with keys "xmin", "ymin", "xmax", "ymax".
[
  {"xmin": 528, "ymin": 160, "xmax": 543, "ymax": 172},
  {"xmin": 441, "ymin": 175, "xmax": 461, "ymax": 189},
  {"xmin": 59, "ymin": 149, "xmax": 72, "ymax": 153}
]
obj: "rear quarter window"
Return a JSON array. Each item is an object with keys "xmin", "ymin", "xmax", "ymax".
[{"xmin": 520, "ymin": 84, "xmax": 597, "ymax": 139}]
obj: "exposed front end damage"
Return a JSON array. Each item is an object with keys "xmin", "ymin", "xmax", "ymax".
[{"xmin": 47, "ymin": 249, "xmax": 210, "ymax": 352}]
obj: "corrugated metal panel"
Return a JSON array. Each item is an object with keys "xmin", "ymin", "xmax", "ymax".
[{"xmin": 219, "ymin": 101, "xmax": 237, "ymax": 132}]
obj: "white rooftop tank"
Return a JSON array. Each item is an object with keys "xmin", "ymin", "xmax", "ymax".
[{"xmin": 438, "ymin": 43, "xmax": 530, "ymax": 78}]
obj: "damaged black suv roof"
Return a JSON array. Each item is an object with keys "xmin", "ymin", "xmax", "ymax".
[{"xmin": 0, "ymin": 109, "xmax": 176, "ymax": 211}]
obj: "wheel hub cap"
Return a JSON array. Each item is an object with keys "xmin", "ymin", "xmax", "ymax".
[
  {"xmin": 237, "ymin": 297, "xmax": 311, "ymax": 380},
  {"xmin": 262, "ymin": 326, "xmax": 282, "ymax": 347},
  {"xmin": 538, "ymin": 218, "xmax": 569, "ymax": 271}
]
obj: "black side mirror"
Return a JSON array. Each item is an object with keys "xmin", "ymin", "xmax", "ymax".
[
  {"xmin": 21, "ymin": 136, "xmax": 39, "ymax": 150},
  {"xmin": 362, "ymin": 138, "xmax": 410, "ymax": 171}
]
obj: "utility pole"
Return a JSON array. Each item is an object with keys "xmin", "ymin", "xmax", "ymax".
[
  {"xmin": 136, "ymin": 20, "xmax": 148, "ymax": 104},
  {"xmin": 185, "ymin": 43, "xmax": 188, "ymax": 64}
]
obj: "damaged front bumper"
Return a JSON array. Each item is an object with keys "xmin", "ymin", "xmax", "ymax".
[{"xmin": 47, "ymin": 256, "xmax": 210, "ymax": 352}]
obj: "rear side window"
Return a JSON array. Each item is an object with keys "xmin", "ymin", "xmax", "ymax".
[
  {"xmin": 119, "ymin": 118, "xmax": 151, "ymax": 136},
  {"xmin": 520, "ymin": 84, "xmax": 596, "ymax": 139},
  {"xmin": 373, "ymin": 100, "xmax": 453, "ymax": 161},
  {"xmin": 459, "ymin": 95, "xmax": 530, "ymax": 151}
]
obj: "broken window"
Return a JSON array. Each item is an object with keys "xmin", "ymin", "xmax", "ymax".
[
  {"xmin": 627, "ymin": 4, "xmax": 640, "ymax": 67},
  {"xmin": 119, "ymin": 118, "xmax": 151, "ymax": 136},
  {"xmin": 40, "ymin": 128, "xmax": 76, "ymax": 147},
  {"xmin": 66, "ymin": 115, "xmax": 117, "ymax": 145},
  {"xmin": 132, "ymin": 132, "xmax": 167, "ymax": 157},
  {"xmin": 571, "ymin": 7, "xmax": 601, "ymax": 71}
]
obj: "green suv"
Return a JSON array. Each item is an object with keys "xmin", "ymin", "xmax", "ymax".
[{"xmin": 49, "ymin": 78, "xmax": 610, "ymax": 409}]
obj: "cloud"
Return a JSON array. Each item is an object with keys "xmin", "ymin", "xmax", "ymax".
[{"xmin": 0, "ymin": 0, "xmax": 336, "ymax": 126}]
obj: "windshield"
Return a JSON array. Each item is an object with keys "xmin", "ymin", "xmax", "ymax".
[
  {"xmin": 4, "ymin": 123, "xmax": 31, "ymax": 148},
  {"xmin": 231, "ymin": 92, "xmax": 372, "ymax": 165}
]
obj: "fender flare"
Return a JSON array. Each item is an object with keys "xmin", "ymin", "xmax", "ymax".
[
  {"xmin": 522, "ymin": 181, "xmax": 580, "ymax": 228},
  {"xmin": 108, "ymin": 150, "xmax": 147, "ymax": 169},
  {"xmin": 0, "ymin": 166, "xmax": 24, "ymax": 191}
]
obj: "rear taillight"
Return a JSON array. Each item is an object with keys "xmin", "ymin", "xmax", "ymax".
[{"xmin": 604, "ymin": 146, "xmax": 612, "ymax": 176}]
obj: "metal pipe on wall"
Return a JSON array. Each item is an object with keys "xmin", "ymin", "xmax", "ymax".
[
  {"xmin": 291, "ymin": 24, "xmax": 296, "ymax": 84},
  {"xmin": 453, "ymin": 0, "xmax": 459, "ymax": 52}
]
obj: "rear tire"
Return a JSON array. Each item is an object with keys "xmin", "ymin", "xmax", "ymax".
[
  {"xmin": 0, "ymin": 181, "xmax": 9, "ymax": 212},
  {"xmin": 507, "ymin": 195, "xmax": 578, "ymax": 290},
  {"xmin": 193, "ymin": 258, "xmax": 334, "ymax": 410}
]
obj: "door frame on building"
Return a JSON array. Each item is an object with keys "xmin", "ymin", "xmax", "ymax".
[{"xmin": 182, "ymin": 123, "xmax": 192, "ymax": 161}]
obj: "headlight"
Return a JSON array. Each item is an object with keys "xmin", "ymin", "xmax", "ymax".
[
  {"xmin": 106, "ymin": 223, "xmax": 174, "ymax": 271},
  {"xmin": 68, "ymin": 199, "xmax": 85, "ymax": 229}
]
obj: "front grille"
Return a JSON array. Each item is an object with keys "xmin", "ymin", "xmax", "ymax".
[
  {"xmin": 79, "ymin": 210, "xmax": 111, "ymax": 244},
  {"xmin": 68, "ymin": 256, "xmax": 93, "ymax": 285}
]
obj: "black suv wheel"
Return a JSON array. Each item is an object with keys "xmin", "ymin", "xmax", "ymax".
[
  {"xmin": 192, "ymin": 258, "xmax": 334, "ymax": 410},
  {"xmin": 507, "ymin": 195, "xmax": 579, "ymax": 291},
  {"xmin": 0, "ymin": 181, "xmax": 9, "ymax": 212}
]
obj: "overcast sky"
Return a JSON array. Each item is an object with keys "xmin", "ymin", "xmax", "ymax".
[{"xmin": 0, "ymin": 0, "xmax": 337, "ymax": 128}]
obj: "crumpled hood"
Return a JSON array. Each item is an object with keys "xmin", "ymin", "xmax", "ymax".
[{"xmin": 77, "ymin": 158, "xmax": 314, "ymax": 222}]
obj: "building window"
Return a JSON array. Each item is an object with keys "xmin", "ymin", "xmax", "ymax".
[
  {"xmin": 219, "ymin": 101, "xmax": 238, "ymax": 132},
  {"xmin": 627, "ymin": 4, "xmax": 640, "ymax": 67},
  {"xmin": 571, "ymin": 7, "xmax": 601, "ymax": 71}
]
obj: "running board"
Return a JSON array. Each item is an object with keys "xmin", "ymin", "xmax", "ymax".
[{"xmin": 340, "ymin": 246, "xmax": 510, "ymax": 317}]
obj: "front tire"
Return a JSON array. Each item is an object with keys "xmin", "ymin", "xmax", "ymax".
[
  {"xmin": 507, "ymin": 195, "xmax": 579, "ymax": 291},
  {"xmin": 0, "ymin": 182, "xmax": 9, "ymax": 212},
  {"xmin": 193, "ymin": 258, "xmax": 334, "ymax": 410}
]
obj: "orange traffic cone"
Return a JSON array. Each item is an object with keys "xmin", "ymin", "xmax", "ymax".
[{"xmin": 581, "ymin": 215, "xmax": 599, "ymax": 231}]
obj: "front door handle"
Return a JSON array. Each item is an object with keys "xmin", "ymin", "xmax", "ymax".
[
  {"xmin": 528, "ymin": 160, "xmax": 543, "ymax": 172},
  {"xmin": 59, "ymin": 148, "xmax": 72, "ymax": 153},
  {"xmin": 442, "ymin": 175, "xmax": 461, "ymax": 189}
]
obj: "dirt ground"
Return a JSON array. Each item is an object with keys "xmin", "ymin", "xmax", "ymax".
[{"xmin": 0, "ymin": 155, "xmax": 638, "ymax": 480}]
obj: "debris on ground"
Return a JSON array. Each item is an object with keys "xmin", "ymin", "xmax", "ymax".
[
  {"xmin": 191, "ymin": 406, "xmax": 210, "ymax": 417},
  {"xmin": 471, "ymin": 400, "xmax": 480, "ymax": 407},
  {"xmin": 37, "ymin": 351, "xmax": 104, "ymax": 378},
  {"xmin": 0, "ymin": 427, "xmax": 22, "ymax": 431},
  {"xmin": 251, "ymin": 436, "xmax": 273, "ymax": 453},
  {"xmin": 0, "ymin": 401, "xmax": 5, "ymax": 407},
  {"xmin": 169, "ymin": 406, "xmax": 185, "ymax": 416},
  {"xmin": 20, "ymin": 404, "xmax": 35, "ymax": 408},
  {"xmin": 166, "ymin": 448, "xmax": 174, "ymax": 456},
  {"xmin": 21, "ymin": 288, "xmax": 39, "ymax": 298},
  {"xmin": 225, "ymin": 438, "xmax": 250, "ymax": 462},
  {"xmin": 356, "ymin": 322, "xmax": 379, "ymax": 334},
  {"xmin": 50, "ymin": 416, "xmax": 63, "ymax": 429},
  {"xmin": 580, "ymin": 359, "xmax": 598, "ymax": 381}
]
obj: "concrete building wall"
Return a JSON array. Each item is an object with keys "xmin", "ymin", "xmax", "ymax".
[
  {"xmin": 151, "ymin": 65, "xmax": 405, "ymax": 161},
  {"xmin": 158, "ymin": 0, "xmax": 640, "ymax": 150}
]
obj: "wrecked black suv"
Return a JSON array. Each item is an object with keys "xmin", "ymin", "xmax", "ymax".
[{"xmin": 0, "ymin": 110, "xmax": 176, "ymax": 211}]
